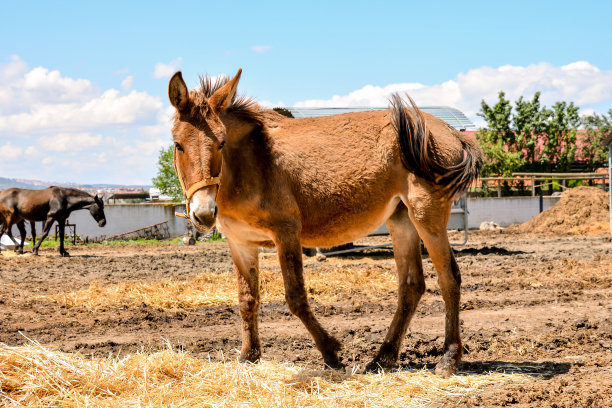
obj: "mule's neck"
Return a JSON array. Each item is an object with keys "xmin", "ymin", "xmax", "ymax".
[
  {"xmin": 219, "ymin": 119, "xmax": 270, "ymax": 195},
  {"xmin": 66, "ymin": 190, "xmax": 95, "ymax": 212}
]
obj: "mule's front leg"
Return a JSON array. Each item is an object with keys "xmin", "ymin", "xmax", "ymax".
[
  {"xmin": 32, "ymin": 217, "xmax": 54, "ymax": 256},
  {"xmin": 277, "ymin": 237, "xmax": 343, "ymax": 369},
  {"xmin": 228, "ymin": 240, "xmax": 262, "ymax": 363}
]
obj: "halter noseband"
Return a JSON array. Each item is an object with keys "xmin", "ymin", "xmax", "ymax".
[{"xmin": 173, "ymin": 145, "xmax": 220, "ymax": 219}]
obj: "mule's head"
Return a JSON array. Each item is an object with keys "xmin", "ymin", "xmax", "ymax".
[
  {"xmin": 89, "ymin": 194, "xmax": 106, "ymax": 227},
  {"xmin": 168, "ymin": 69, "xmax": 242, "ymax": 232}
]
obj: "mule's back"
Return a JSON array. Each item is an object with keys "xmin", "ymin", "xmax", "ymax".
[
  {"xmin": 0, "ymin": 188, "xmax": 54, "ymax": 222},
  {"xmin": 255, "ymin": 108, "xmax": 477, "ymax": 246}
]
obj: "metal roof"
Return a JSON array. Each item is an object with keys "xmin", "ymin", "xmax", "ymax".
[{"xmin": 286, "ymin": 106, "xmax": 476, "ymax": 131}]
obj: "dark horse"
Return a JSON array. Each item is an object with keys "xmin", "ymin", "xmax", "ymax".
[
  {"xmin": 169, "ymin": 69, "xmax": 482, "ymax": 376},
  {"xmin": 0, "ymin": 187, "xmax": 106, "ymax": 256}
]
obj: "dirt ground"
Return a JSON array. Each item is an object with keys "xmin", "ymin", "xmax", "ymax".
[{"xmin": 1, "ymin": 230, "xmax": 611, "ymax": 407}]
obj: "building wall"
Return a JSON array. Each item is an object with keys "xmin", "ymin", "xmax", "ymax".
[
  {"xmin": 6, "ymin": 203, "xmax": 188, "ymax": 241},
  {"xmin": 465, "ymin": 196, "xmax": 560, "ymax": 229},
  {"xmin": 5, "ymin": 197, "xmax": 561, "ymax": 241}
]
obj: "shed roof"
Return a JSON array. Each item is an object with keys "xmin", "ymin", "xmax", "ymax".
[{"xmin": 286, "ymin": 106, "xmax": 476, "ymax": 131}]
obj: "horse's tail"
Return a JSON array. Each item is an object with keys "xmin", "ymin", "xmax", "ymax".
[{"xmin": 390, "ymin": 93, "xmax": 482, "ymax": 197}]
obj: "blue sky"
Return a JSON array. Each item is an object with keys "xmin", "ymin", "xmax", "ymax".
[{"xmin": 1, "ymin": 0, "xmax": 612, "ymax": 185}]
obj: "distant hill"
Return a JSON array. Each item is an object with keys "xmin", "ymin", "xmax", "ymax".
[
  {"xmin": 0, "ymin": 177, "xmax": 46, "ymax": 190},
  {"xmin": 0, "ymin": 177, "xmax": 151, "ymax": 192}
]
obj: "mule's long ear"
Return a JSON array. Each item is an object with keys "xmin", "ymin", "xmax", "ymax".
[
  {"xmin": 94, "ymin": 194, "xmax": 104, "ymax": 207},
  {"xmin": 209, "ymin": 68, "xmax": 242, "ymax": 113},
  {"xmin": 169, "ymin": 71, "xmax": 189, "ymax": 111}
]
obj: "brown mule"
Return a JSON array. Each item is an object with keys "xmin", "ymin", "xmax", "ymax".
[
  {"xmin": 0, "ymin": 187, "xmax": 106, "ymax": 256},
  {"xmin": 168, "ymin": 70, "xmax": 482, "ymax": 376}
]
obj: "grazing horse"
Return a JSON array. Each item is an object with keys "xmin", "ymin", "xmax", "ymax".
[
  {"xmin": 169, "ymin": 69, "xmax": 482, "ymax": 376},
  {"xmin": 0, "ymin": 187, "xmax": 106, "ymax": 256}
]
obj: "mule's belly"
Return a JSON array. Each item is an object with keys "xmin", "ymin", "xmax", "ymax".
[
  {"xmin": 300, "ymin": 195, "xmax": 401, "ymax": 248},
  {"xmin": 218, "ymin": 194, "xmax": 402, "ymax": 249}
]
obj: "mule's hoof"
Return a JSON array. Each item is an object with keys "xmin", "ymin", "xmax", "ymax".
[
  {"xmin": 435, "ymin": 344, "xmax": 461, "ymax": 377},
  {"xmin": 324, "ymin": 357, "xmax": 345, "ymax": 370},
  {"xmin": 365, "ymin": 360, "xmax": 387, "ymax": 373},
  {"xmin": 60, "ymin": 251, "xmax": 70, "ymax": 257},
  {"xmin": 238, "ymin": 349, "xmax": 261, "ymax": 364},
  {"xmin": 434, "ymin": 361, "xmax": 457, "ymax": 378},
  {"xmin": 365, "ymin": 342, "xmax": 398, "ymax": 373}
]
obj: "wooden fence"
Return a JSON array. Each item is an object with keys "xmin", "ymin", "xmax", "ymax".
[{"xmin": 478, "ymin": 172, "xmax": 609, "ymax": 197}]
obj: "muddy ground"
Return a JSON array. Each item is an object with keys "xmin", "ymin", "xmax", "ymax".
[{"xmin": 1, "ymin": 231, "xmax": 611, "ymax": 407}]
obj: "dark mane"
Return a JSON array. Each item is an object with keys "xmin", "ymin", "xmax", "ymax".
[{"xmin": 193, "ymin": 74, "xmax": 263, "ymax": 126}]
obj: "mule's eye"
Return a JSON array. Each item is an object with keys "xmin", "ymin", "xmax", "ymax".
[
  {"xmin": 218, "ymin": 141, "xmax": 226, "ymax": 150},
  {"xmin": 174, "ymin": 142, "xmax": 184, "ymax": 152}
]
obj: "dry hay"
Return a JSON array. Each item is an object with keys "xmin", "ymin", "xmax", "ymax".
[
  {"xmin": 514, "ymin": 186, "xmax": 610, "ymax": 235},
  {"xmin": 39, "ymin": 255, "xmax": 612, "ymax": 312},
  {"xmin": 40, "ymin": 265, "xmax": 397, "ymax": 311},
  {"xmin": 0, "ymin": 339, "xmax": 529, "ymax": 408}
]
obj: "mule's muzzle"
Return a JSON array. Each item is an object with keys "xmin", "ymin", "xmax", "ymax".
[
  {"xmin": 189, "ymin": 189, "xmax": 218, "ymax": 232},
  {"xmin": 98, "ymin": 219, "xmax": 106, "ymax": 227},
  {"xmin": 190, "ymin": 206, "xmax": 217, "ymax": 232}
]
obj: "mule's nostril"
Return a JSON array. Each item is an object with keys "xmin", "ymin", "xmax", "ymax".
[
  {"xmin": 214, "ymin": 206, "xmax": 218, "ymax": 218},
  {"xmin": 193, "ymin": 212, "xmax": 205, "ymax": 225}
]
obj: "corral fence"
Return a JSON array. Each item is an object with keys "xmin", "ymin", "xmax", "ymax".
[
  {"xmin": 104, "ymin": 221, "xmax": 170, "ymax": 241},
  {"xmin": 477, "ymin": 172, "xmax": 609, "ymax": 197}
]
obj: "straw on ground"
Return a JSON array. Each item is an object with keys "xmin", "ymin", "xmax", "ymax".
[{"xmin": 0, "ymin": 339, "xmax": 529, "ymax": 408}]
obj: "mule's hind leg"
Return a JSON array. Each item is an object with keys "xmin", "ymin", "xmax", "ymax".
[
  {"xmin": 0, "ymin": 221, "xmax": 5, "ymax": 254},
  {"xmin": 276, "ymin": 235, "xmax": 343, "ymax": 368},
  {"xmin": 30, "ymin": 221, "xmax": 36, "ymax": 250},
  {"xmin": 16, "ymin": 221, "xmax": 27, "ymax": 254},
  {"xmin": 4, "ymin": 219, "xmax": 20, "ymax": 253},
  {"xmin": 228, "ymin": 240, "xmax": 262, "ymax": 363},
  {"xmin": 366, "ymin": 203, "xmax": 425, "ymax": 371},
  {"xmin": 407, "ymin": 185, "xmax": 462, "ymax": 377}
]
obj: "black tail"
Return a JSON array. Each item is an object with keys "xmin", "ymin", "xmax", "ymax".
[{"xmin": 390, "ymin": 93, "xmax": 482, "ymax": 196}]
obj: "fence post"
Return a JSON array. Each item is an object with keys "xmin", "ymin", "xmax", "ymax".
[
  {"xmin": 539, "ymin": 194, "xmax": 543, "ymax": 213},
  {"xmin": 531, "ymin": 176, "xmax": 535, "ymax": 196},
  {"xmin": 497, "ymin": 179, "xmax": 501, "ymax": 197}
]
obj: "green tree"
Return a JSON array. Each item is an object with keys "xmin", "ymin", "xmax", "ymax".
[
  {"xmin": 477, "ymin": 91, "xmax": 581, "ymax": 175},
  {"xmin": 581, "ymin": 109, "xmax": 612, "ymax": 171},
  {"xmin": 152, "ymin": 144, "xmax": 183, "ymax": 201},
  {"xmin": 477, "ymin": 91, "xmax": 525, "ymax": 176},
  {"xmin": 512, "ymin": 92, "xmax": 547, "ymax": 165},
  {"xmin": 541, "ymin": 101, "xmax": 580, "ymax": 172}
]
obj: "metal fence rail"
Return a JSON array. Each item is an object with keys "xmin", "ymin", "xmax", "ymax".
[{"xmin": 478, "ymin": 172, "xmax": 609, "ymax": 197}]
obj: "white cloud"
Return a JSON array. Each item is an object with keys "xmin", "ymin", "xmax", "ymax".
[
  {"xmin": 24, "ymin": 146, "xmax": 42, "ymax": 158},
  {"xmin": 0, "ymin": 142, "xmax": 22, "ymax": 160},
  {"xmin": 251, "ymin": 45, "xmax": 272, "ymax": 54},
  {"xmin": 0, "ymin": 55, "xmax": 28, "ymax": 84},
  {"xmin": 38, "ymin": 133, "xmax": 103, "ymax": 152},
  {"xmin": 153, "ymin": 57, "xmax": 182, "ymax": 79},
  {"xmin": 114, "ymin": 67, "xmax": 129, "ymax": 75},
  {"xmin": 0, "ymin": 89, "xmax": 163, "ymax": 135},
  {"xmin": 0, "ymin": 57, "xmax": 98, "ymax": 114},
  {"xmin": 0, "ymin": 56, "xmax": 172, "ymax": 185},
  {"xmin": 294, "ymin": 61, "xmax": 612, "ymax": 122},
  {"xmin": 121, "ymin": 75, "xmax": 134, "ymax": 91}
]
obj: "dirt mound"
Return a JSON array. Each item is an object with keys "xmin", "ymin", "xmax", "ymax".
[{"xmin": 515, "ymin": 186, "xmax": 610, "ymax": 235}]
